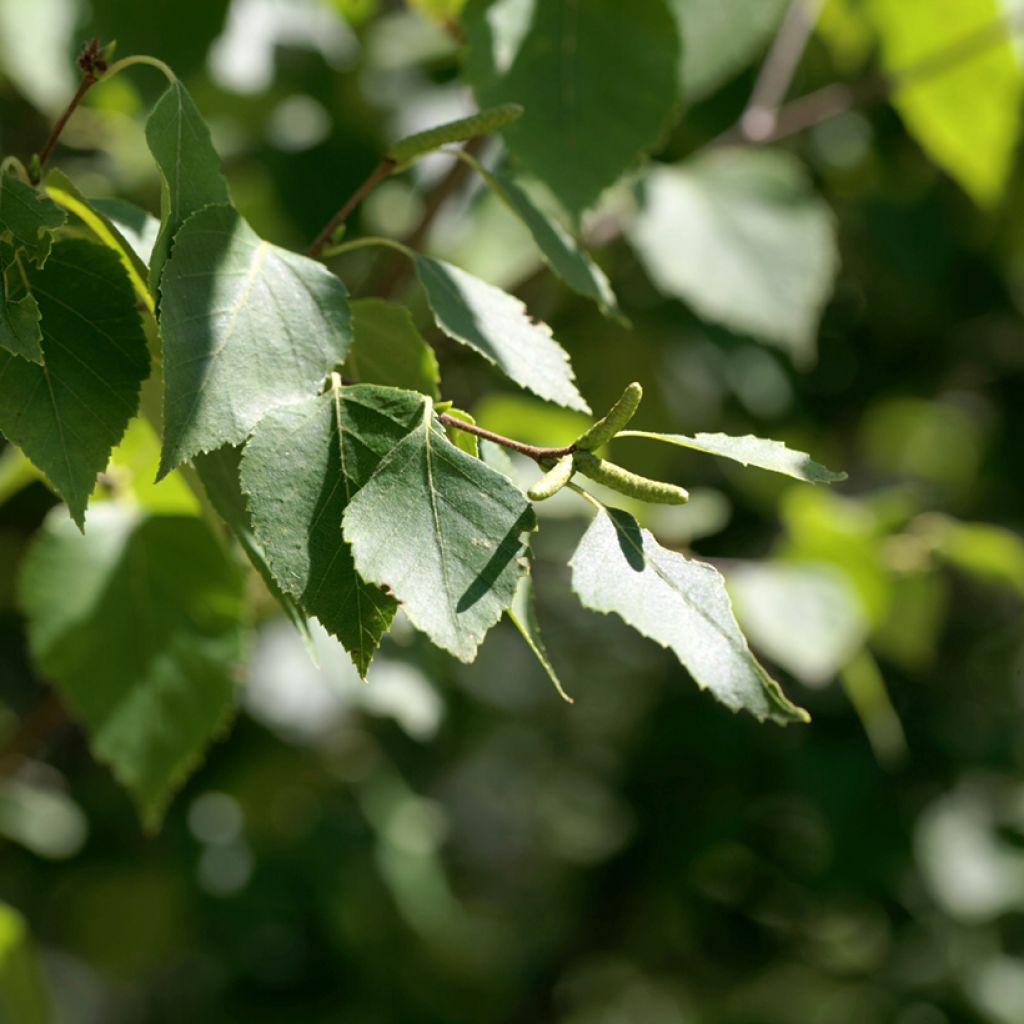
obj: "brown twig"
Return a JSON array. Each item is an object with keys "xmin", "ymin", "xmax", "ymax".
[
  {"xmin": 33, "ymin": 38, "xmax": 110, "ymax": 180},
  {"xmin": 739, "ymin": 0, "xmax": 827, "ymax": 143},
  {"xmin": 306, "ymin": 157, "xmax": 396, "ymax": 258},
  {"xmin": 437, "ymin": 413, "xmax": 576, "ymax": 463},
  {"xmin": 713, "ymin": 11, "xmax": 1022, "ymax": 149}
]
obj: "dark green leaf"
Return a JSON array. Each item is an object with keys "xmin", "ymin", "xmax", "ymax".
[
  {"xmin": 241, "ymin": 382, "xmax": 425, "ymax": 675},
  {"xmin": 0, "ymin": 240, "xmax": 150, "ymax": 527},
  {"xmin": 145, "ymin": 79, "xmax": 230, "ymax": 292},
  {"xmin": 343, "ymin": 400, "xmax": 536, "ymax": 662},
  {"xmin": 463, "ymin": 0, "xmax": 682, "ymax": 219},
  {"xmin": 17, "ymin": 504, "xmax": 247, "ymax": 830},
  {"xmin": 346, "ymin": 298, "xmax": 440, "ymax": 397},
  {"xmin": 157, "ymin": 204, "xmax": 353, "ymax": 476},
  {"xmin": 0, "ymin": 175, "xmax": 65, "ymax": 267}
]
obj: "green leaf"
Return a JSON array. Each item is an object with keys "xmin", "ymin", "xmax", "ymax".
[
  {"xmin": 145, "ymin": 79, "xmax": 230, "ymax": 292},
  {"xmin": 509, "ymin": 574, "xmax": 572, "ymax": 702},
  {"xmin": 45, "ymin": 170, "xmax": 155, "ymax": 310},
  {"xmin": 192, "ymin": 444, "xmax": 312, "ymax": 647},
  {"xmin": 727, "ymin": 561, "xmax": 869, "ymax": 685},
  {"xmin": 463, "ymin": 0, "xmax": 682, "ymax": 220},
  {"xmin": 0, "ymin": 175, "xmax": 65, "ymax": 267},
  {"xmin": 90, "ymin": 197, "xmax": 160, "ymax": 268},
  {"xmin": 0, "ymin": 240, "xmax": 150, "ymax": 527},
  {"xmin": 615, "ymin": 430, "xmax": 847, "ymax": 482},
  {"xmin": 343, "ymin": 400, "xmax": 536, "ymax": 662},
  {"xmin": 17, "ymin": 504, "xmax": 247, "ymax": 830},
  {"xmin": 0, "ymin": 903, "xmax": 49, "ymax": 1024},
  {"xmin": 867, "ymin": 0, "xmax": 1021, "ymax": 206},
  {"xmin": 241, "ymin": 383, "xmax": 426, "ymax": 675},
  {"xmin": 570, "ymin": 505, "xmax": 809, "ymax": 724},
  {"xmin": 415, "ymin": 254, "xmax": 589, "ymax": 412},
  {"xmin": 0, "ymin": 245, "xmax": 42, "ymax": 363},
  {"xmin": 668, "ymin": 0, "xmax": 789, "ymax": 101},
  {"xmin": 472, "ymin": 163, "xmax": 622, "ymax": 318},
  {"xmin": 346, "ymin": 298, "xmax": 440, "ymax": 398},
  {"xmin": 630, "ymin": 149, "xmax": 838, "ymax": 363},
  {"xmin": 157, "ymin": 204, "xmax": 353, "ymax": 477},
  {"xmin": 442, "ymin": 406, "xmax": 479, "ymax": 457}
]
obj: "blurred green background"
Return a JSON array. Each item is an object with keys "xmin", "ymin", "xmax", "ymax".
[{"xmin": 2, "ymin": 1, "xmax": 1024, "ymax": 1021}]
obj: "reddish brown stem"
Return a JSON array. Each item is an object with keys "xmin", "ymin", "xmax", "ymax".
[
  {"xmin": 438, "ymin": 412, "xmax": 575, "ymax": 463},
  {"xmin": 34, "ymin": 74, "xmax": 97, "ymax": 179}
]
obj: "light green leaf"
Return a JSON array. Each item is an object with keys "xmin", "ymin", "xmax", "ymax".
[
  {"xmin": 668, "ymin": 0, "xmax": 789, "ymax": 101},
  {"xmin": 616, "ymin": 430, "xmax": 847, "ymax": 482},
  {"xmin": 472, "ymin": 163, "xmax": 622, "ymax": 318},
  {"xmin": 241, "ymin": 383, "xmax": 426, "ymax": 675},
  {"xmin": 157, "ymin": 204, "xmax": 353, "ymax": 476},
  {"xmin": 0, "ymin": 244, "xmax": 42, "ymax": 363},
  {"xmin": 509, "ymin": 574, "xmax": 572, "ymax": 702},
  {"xmin": 346, "ymin": 298, "xmax": 440, "ymax": 398},
  {"xmin": 0, "ymin": 240, "xmax": 150, "ymax": 528},
  {"xmin": 45, "ymin": 171, "xmax": 155, "ymax": 310},
  {"xmin": 630, "ymin": 149, "xmax": 838, "ymax": 363},
  {"xmin": 193, "ymin": 445, "xmax": 312, "ymax": 647},
  {"xmin": 343, "ymin": 400, "xmax": 536, "ymax": 662},
  {"xmin": 0, "ymin": 902, "xmax": 49, "ymax": 1024},
  {"xmin": 916, "ymin": 513, "xmax": 1024, "ymax": 597},
  {"xmin": 17, "ymin": 504, "xmax": 247, "ymax": 830},
  {"xmin": 728, "ymin": 560, "xmax": 869, "ymax": 685},
  {"xmin": 816, "ymin": 0, "xmax": 875, "ymax": 72},
  {"xmin": 570, "ymin": 505, "xmax": 808, "ymax": 724},
  {"xmin": 145, "ymin": 79, "xmax": 230, "ymax": 292},
  {"xmin": 463, "ymin": 0, "xmax": 682, "ymax": 219},
  {"xmin": 442, "ymin": 406, "xmax": 479, "ymax": 457},
  {"xmin": 868, "ymin": 0, "xmax": 1021, "ymax": 206},
  {"xmin": 0, "ymin": 175, "xmax": 65, "ymax": 267},
  {"xmin": 415, "ymin": 254, "xmax": 589, "ymax": 412}
]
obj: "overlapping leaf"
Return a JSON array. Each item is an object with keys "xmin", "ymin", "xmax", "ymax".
[
  {"xmin": 345, "ymin": 298, "xmax": 440, "ymax": 397},
  {"xmin": 0, "ymin": 239, "xmax": 150, "ymax": 527},
  {"xmin": 463, "ymin": 0, "xmax": 682, "ymax": 219},
  {"xmin": 0, "ymin": 175, "xmax": 65, "ymax": 267},
  {"xmin": 0, "ymin": 243, "xmax": 42, "ymax": 363},
  {"xmin": 616, "ymin": 430, "xmax": 847, "ymax": 482},
  {"xmin": 192, "ymin": 444, "xmax": 311, "ymax": 647},
  {"xmin": 17, "ymin": 504, "xmax": 247, "ymax": 829},
  {"xmin": 415, "ymin": 254, "xmax": 589, "ymax": 412},
  {"xmin": 343, "ymin": 400, "xmax": 536, "ymax": 662},
  {"xmin": 473, "ymin": 165, "xmax": 622, "ymax": 318},
  {"xmin": 241, "ymin": 383, "xmax": 426, "ymax": 674},
  {"xmin": 570, "ymin": 505, "xmax": 809, "ymax": 724},
  {"xmin": 145, "ymin": 79, "xmax": 230, "ymax": 292},
  {"xmin": 157, "ymin": 203, "xmax": 353, "ymax": 476},
  {"xmin": 630, "ymin": 149, "xmax": 838, "ymax": 363}
]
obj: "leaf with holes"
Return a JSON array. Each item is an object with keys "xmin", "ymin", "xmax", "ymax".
[
  {"xmin": 157, "ymin": 203, "xmax": 353, "ymax": 477},
  {"xmin": 0, "ymin": 239, "xmax": 150, "ymax": 527},
  {"xmin": 241, "ymin": 383, "xmax": 426, "ymax": 675},
  {"xmin": 343, "ymin": 400, "xmax": 536, "ymax": 662}
]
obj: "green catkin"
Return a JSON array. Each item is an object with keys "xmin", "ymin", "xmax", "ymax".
[
  {"xmin": 386, "ymin": 104, "xmax": 524, "ymax": 168},
  {"xmin": 573, "ymin": 451, "xmax": 689, "ymax": 504},
  {"xmin": 527, "ymin": 454, "xmax": 575, "ymax": 501},
  {"xmin": 574, "ymin": 382, "xmax": 643, "ymax": 451}
]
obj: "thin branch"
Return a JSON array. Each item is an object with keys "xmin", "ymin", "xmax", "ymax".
[
  {"xmin": 306, "ymin": 157, "xmax": 396, "ymax": 258},
  {"xmin": 741, "ymin": 0, "xmax": 827, "ymax": 143},
  {"xmin": 715, "ymin": 11, "xmax": 1023, "ymax": 149},
  {"xmin": 437, "ymin": 413, "xmax": 576, "ymax": 463},
  {"xmin": 371, "ymin": 135, "xmax": 487, "ymax": 299},
  {"xmin": 35, "ymin": 74, "xmax": 97, "ymax": 179}
]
